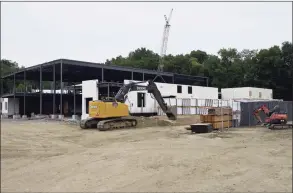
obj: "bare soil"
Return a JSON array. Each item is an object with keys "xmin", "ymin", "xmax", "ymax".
[{"xmin": 1, "ymin": 118, "xmax": 292, "ymax": 192}]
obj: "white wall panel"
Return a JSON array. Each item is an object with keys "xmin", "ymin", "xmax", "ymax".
[{"xmin": 221, "ymin": 87, "xmax": 273, "ymax": 100}]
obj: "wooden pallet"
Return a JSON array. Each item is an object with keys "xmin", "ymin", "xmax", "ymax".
[
  {"xmin": 200, "ymin": 114, "xmax": 232, "ymax": 130},
  {"xmin": 200, "ymin": 115, "xmax": 232, "ymax": 122},
  {"xmin": 212, "ymin": 121, "xmax": 232, "ymax": 129},
  {"xmin": 204, "ymin": 107, "xmax": 232, "ymax": 115}
]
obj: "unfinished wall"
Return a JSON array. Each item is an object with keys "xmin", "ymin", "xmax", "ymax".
[
  {"xmin": 1, "ymin": 98, "xmax": 20, "ymax": 116},
  {"xmin": 81, "ymin": 80, "xmax": 99, "ymax": 119}
]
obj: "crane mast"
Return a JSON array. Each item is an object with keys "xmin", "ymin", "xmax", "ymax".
[{"xmin": 158, "ymin": 8, "xmax": 173, "ymax": 72}]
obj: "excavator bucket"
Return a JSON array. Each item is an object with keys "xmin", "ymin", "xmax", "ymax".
[
  {"xmin": 254, "ymin": 113, "xmax": 263, "ymax": 124},
  {"xmin": 166, "ymin": 106, "xmax": 177, "ymax": 120}
]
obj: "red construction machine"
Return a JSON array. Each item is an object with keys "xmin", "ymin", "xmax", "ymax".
[{"xmin": 253, "ymin": 104, "xmax": 292, "ymax": 130}]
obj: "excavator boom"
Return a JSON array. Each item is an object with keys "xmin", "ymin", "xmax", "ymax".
[{"xmin": 115, "ymin": 80, "xmax": 177, "ymax": 120}]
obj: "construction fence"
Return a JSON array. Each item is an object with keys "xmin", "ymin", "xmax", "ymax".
[{"xmin": 157, "ymin": 98, "xmax": 293, "ymax": 127}]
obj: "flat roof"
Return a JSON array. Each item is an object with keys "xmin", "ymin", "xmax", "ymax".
[{"xmin": 2, "ymin": 58, "xmax": 208, "ymax": 85}]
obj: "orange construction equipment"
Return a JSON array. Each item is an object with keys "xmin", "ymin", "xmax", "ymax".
[{"xmin": 253, "ymin": 104, "xmax": 292, "ymax": 130}]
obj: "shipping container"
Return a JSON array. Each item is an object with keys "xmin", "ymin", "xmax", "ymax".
[{"xmin": 221, "ymin": 87, "xmax": 273, "ymax": 100}]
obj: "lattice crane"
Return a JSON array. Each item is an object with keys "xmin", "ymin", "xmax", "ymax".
[{"xmin": 158, "ymin": 8, "xmax": 173, "ymax": 72}]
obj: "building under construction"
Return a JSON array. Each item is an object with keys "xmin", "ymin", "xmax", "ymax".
[{"xmin": 1, "ymin": 58, "xmax": 209, "ymax": 118}]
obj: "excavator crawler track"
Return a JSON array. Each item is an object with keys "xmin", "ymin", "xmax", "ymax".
[
  {"xmin": 269, "ymin": 123, "xmax": 293, "ymax": 130},
  {"xmin": 97, "ymin": 118, "xmax": 138, "ymax": 131},
  {"xmin": 80, "ymin": 118, "xmax": 100, "ymax": 129}
]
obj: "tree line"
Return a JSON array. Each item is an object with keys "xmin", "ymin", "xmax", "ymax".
[
  {"xmin": 107, "ymin": 41, "xmax": 292, "ymax": 101},
  {"xmin": 1, "ymin": 41, "xmax": 292, "ymax": 100}
]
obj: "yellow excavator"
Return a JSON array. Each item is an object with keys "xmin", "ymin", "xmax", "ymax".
[{"xmin": 80, "ymin": 79, "xmax": 177, "ymax": 131}]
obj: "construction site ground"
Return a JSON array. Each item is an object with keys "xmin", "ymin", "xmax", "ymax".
[{"xmin": 1, "ymin": 116, "xmax": 292, "ymax": 192}]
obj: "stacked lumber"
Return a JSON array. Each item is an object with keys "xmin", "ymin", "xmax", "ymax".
[{"xmin": 200, "ymin": 107, "xmax": 232, "ymax": 129}]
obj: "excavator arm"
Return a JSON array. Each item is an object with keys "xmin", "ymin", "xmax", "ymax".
[
  {"xmin": 114, "ymin": 80, "xmax": 177, "ymax": 120},
  {"xmin": 253, "ymin": 106, "xmax": 267, "ymax": 124},
  {"xmin": 253, "ymin": 105, "xmax": 280, "ymax": 124}
]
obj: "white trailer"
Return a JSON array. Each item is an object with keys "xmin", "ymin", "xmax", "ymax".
[
  {"xmin": 81, "ymin": 80, "xmax": 99, "ymax": 120},
  {"xmin": 221, "ymin": 87, "xmax": 273, "ymax": 100},
  {"xmin": 81, "ymin": 79, "xmax": 219, "ymax": 118},
  {"xmin": 124, "ymin": 80, "xmax": 218, "ymax": 115},
  {"xmin": 1, "ymin": 98, "xmax": 20, "ymax": 116}
]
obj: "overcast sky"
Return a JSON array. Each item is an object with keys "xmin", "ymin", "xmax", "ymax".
[{"xmin": 1, "ymin": 2, "xmax": 292, "ymax": 67}]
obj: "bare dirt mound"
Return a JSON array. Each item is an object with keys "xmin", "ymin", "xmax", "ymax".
[{"xmin": 135, "ymin": 115, "xmax": 200, "ymax": 128}]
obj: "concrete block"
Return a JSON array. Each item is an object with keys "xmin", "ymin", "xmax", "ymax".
[
  {"xmin": 36, "ymin": 114, "xmax": 47, "ymax": 119},
  {"xmin": 58, "ymin": 115, "xmax": 64, "ymax": 120},
  {"xmin": 1, "ymin": 114, "xmax": 8, "ymax": 119},
  {"xmin": 72, "ymin": 115, "xmax": 80, "ymax": 120},
  {"xmin": 13, "ymin": 114, "xmax": 21, "ymax": 119},
  {"xmin": 50, "ymin": 114, "xmax": 58, "ymax": 119}
]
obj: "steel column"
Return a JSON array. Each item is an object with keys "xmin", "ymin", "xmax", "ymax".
[
  {"xmin": 53, "ymin": 64, "xmax": 56, "ymax": 114},
  {"xmin": 107, "ymin": 83, "xmax": 110, "ymax": 98},
  {"xmin": 13, "ymin": 73, "xmax": 16, "ymax": 115},
  {"xmin": 60, "ymin": 61, "xmax": 63, "ymax": 115},
  {"xmin": 101, "ymin": 68, "xmax": 104, "ymax": 82},
  {"xmin": 206, "ymin": 78, "xmax": 209, "ymax": 87},
  {"xmin": 23, "ymin": 71, "xmax": 26, "ymax": 115},
  {"xmin": 1, "ymin": 77, "xmax": 3, "ymax": 98},
  {"xmin": 131, "ymin": 71, "xmax": 133, "ymax": 80},
  {"xmin": 40, "ymin": 66, "xmax": 42, "ymax": 114},
  {"xmin": 142, "ymin": 73, "xmax": 145, "ymax": 81},
  {"xmin": 73, "ymin": 84, "xmax": 76, "ymax": 115}
]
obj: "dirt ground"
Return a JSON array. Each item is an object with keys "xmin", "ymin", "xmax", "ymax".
[{"xmin": 1, "ymin": 118, "xmax": 292, "ymax": 192}]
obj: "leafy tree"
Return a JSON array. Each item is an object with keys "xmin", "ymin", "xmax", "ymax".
[
  {"xmin": 107, "ymin": 41, "xmax": 292, "ymax": 100},
  {"xmin": 1, "ymin": 59, "xmax": 24, "ymax": 94}
]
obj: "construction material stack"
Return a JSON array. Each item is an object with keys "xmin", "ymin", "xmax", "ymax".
[{"xmin": 200, "ymin": 107, "xmax": 233, "ymax": 130}]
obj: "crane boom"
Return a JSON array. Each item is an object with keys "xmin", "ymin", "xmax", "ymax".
[{"xmin": 158, "ymin": 8, "xmax": 173, "ymax": 72}]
